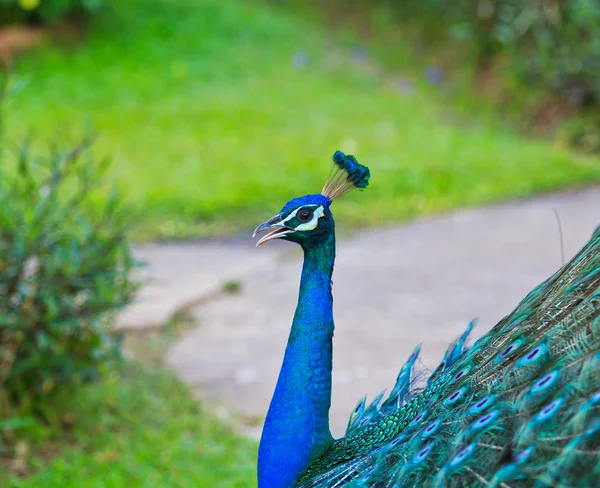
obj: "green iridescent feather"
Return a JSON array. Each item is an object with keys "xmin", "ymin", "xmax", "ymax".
[
  {"xmin": 332, "ymin": 151, "xmax": 370, "ymax": 189},
  {"xmin": 297, "ymin": 227, "xmax": 600, "ymax": 487},
  {"xmin": 322, "ymin": 151, "xmax": 370, "ymax": 201}
]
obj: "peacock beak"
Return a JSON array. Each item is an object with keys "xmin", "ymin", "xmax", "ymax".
[{"xmin": 253, "ymin": 214, "xmax": 294, "ymax": 247}]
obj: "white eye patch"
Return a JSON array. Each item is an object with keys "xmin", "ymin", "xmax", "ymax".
[{"xmin": 282, "ymin": 205, "xmax": 325, "ymax": 231}]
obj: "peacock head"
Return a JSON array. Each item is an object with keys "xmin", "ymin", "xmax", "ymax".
[{"xmin": 253, "ymin": 150, "xmax": 370, "ymax": 247}]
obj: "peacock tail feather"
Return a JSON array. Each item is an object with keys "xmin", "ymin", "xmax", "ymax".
[{"xmin": 297, "ymin": 226, "xmax": 600, "ymax": 487}]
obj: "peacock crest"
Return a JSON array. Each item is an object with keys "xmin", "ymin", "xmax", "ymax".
[
  {"xmin": 322, "ymin": 150, "xmax": 370, "ymax": 201},
  {"xmin": 254, "ymin": 151, "xmax": 600, "ymax": 488}
]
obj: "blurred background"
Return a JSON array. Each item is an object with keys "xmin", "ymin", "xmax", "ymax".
[{"xmin": 1, "ymin": 0, "xmax": 599, "ymax": 486}]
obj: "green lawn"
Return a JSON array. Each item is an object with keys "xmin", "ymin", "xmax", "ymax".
[
  {"xmin": 10, "ymin": 0, "xmax": 600, "ymax": 239},
  {"xmin": 1, "ymin": 362, "xmax": 257, "ymax": 488}
]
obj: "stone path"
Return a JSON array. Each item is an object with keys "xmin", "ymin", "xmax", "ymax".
[{"xmin": 118, "ymin": 187, "xmax": 599, "ymax": 438}]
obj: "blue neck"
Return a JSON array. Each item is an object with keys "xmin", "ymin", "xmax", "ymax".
[{"xmin": 258, "ymin": 232, "xmax": 336, "ymax": 488}]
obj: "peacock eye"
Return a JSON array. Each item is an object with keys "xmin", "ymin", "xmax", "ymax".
[{"xmin": 297, "ymin": 208, "xmax": 314, "ymax": 223}]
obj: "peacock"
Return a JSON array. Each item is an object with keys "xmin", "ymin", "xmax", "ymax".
[{"xmin": 252, "ymin": 150, "xmax": 600, "ymax": 488}]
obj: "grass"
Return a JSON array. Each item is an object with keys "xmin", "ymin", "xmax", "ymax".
[
  {"xmin": 1, "ymin": 316, "xmax": 258, "ymax": 487},
  {"xmin": 1, "ymin": 361, "xmax": 257, "ymax": 488},
  {"xmin": 9, "ymin": 0, "xmax": 600, "ymax": 239}
]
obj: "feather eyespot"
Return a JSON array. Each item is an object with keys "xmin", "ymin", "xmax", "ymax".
[
  {"xmin": 390, "ymin": 433, "xmax": 408, "ymax": 447},
  {"xmin": 526, "ymin": 346, "xmax": 542, "ymax": 360},
  {"xmin": 422, "ymin": 420, "xmax": 440, "ymax": 438},
  {"xmin": 353, "ymin": 399, "xmax": 364, "ymax": 414},
  {"xmin": 471, "ymin": 409, "xmax": 500, "ymax": 430},
  {"xmin": 535, "ymin": 398, "xmax": 563, "ymax": 422},
  {"xmin": 496, "ymin": 340, "xmax": 522, "ymax": 362},
  {"xmin": 469, "ymin": 395, "xmax": 495, "ymax": 414},
  {"xmin": 413, "ymin": 442, "xmax": 434, "ymax": 463},
  {"xmin": 452, "ymin": 366, "xmax": 471, "ymax": 382},
  {"xmin": 412, "ymin": 410, "xmax": 428, "ymax": 425},
  {"xmin": 530, "ymin": 371, "xmax": 558, "ymax": 393},
  {"xmin": 407, "ymin": 348, "xmax": 419, "ymax": 362},
  {"xmin": 444, "ymin": 387, "xmax": 466, "ymax": 405},
  {"xmin": 450, "ymin": 444, "xmax": 475, "ymax": 467},
  {"xmin": 518, "ymin": 344, "xmax": 546, "ymax": 366},
  {"xmin": 515, "ymin": 446, "xmax": 535, "ymax": 463}
]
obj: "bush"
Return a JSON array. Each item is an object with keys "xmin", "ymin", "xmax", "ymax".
[
  {"xmin": 0, "ymin": 81, "xmax": 137, "ymax": 422},
  {"xmin": 0, "ymin": 0, "xmax": 103, "ymax": 26},
  {"xmin": 417, "ymin": 0, "xmax": 600, "ymax": 105}
]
